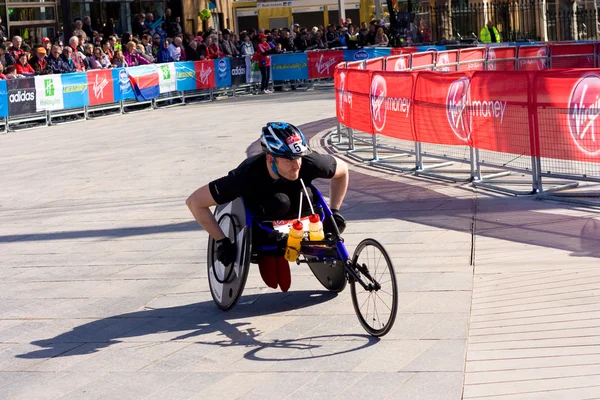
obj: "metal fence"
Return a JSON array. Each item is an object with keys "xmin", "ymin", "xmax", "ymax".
[{"xmin": 412, "ymin": 1, "xmax": 599, "ymax": 43}]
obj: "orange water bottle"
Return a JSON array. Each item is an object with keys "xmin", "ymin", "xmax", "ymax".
[
  {"xmin": 284, "ymin": 220, "xmax": 304, "ymax": 261},
  {"xmin": 308, "ymin": 214, "xmax": 325, "ymax": 241}
]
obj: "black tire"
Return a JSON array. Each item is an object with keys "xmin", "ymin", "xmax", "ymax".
[{"xmin": 349, "ymin": 238, "xmax": 398, "ymax": 337}]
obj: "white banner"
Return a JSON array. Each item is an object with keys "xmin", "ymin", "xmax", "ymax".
[
  {"xmin": 245, "ymin": 57, "xmax": 262, "ymax": 84},
  {"xmin": 35, "ymin": 75, "xmax": 64, "ymax": 111},
  {"xmin": 158, "ymin": 63, "xmax": 177, "ymax": 93}
]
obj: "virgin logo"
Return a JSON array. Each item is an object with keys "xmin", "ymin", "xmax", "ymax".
[
  {"xmin": 338, "ymin": 71, "xmax": 352, "ymax": 120},
  {"xmin": 394, "ymin": 57, "xmax": 408, "ymax": 71},
  {"xmin": 446, "ymin": 78, "xmax": 471, "ymax": 141},
  {"xmin": 486, "ymin": 48, "xmax": 496, "ymax": 71},
  {"xmin": 94, "ymin": 74, "xmax": 109, "ymax": 99},
  {"xmin": 370, "ymin": 75, "xmax": 387, "ymax": 132},
  {"xmin": 568, "ymin": 75, "xmax": 600, "ymax": 155},
  {"xmin": 437, "ymin": 53, "xmax": 451, "ymax": 72},
  {"xmin": 200, "ymin": 63, "xmax": 212, "ymax": 84},
  {"xmin": 316, "ymin": 54, "xmax": 337, "ymax": 75},
  {"xmin": 537, "ymin": 47, "xmax": 547, "ymax": 70}
]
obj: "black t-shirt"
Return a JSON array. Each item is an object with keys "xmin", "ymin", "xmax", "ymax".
[{"xmin": 209, "ymin": 152, "xmax": 337, "ymax": 213}]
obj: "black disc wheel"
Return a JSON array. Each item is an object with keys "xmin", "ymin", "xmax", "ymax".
[{"xmin": 349, "ymin": 238, "xmax": 398, "ymax": 337}]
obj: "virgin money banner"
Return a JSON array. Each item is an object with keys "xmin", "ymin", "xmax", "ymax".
[
  {"xmin": 370, "ymin": 71, "xmax": 415, "ymax": 141},
  {"xmin": 413, "ymin": 71, "xmax": 473, "ymax": 146},
  {"xmin": 175, "ymin": 62, "xmax": 196, "ymax": 92},
  {"xmin": 534, "ymin": 70, "xmax": 600, "ymax": 162},
  {"xmin": 365, "ymin": 57, "xmax": 384, "ymax": 71},
  {"xmin": 517, "ymin": 45, "xmax": 548, "ymax": 71},
  {"xmin": 230, "ymin": 57, "xmax": 247, "ymax": 86},
  {"xmin": 271, "ymin": 53, "xmax": 308, "ymax": 81},
  {"xmin": 345, "ymin": 69, "xmax": 372, "ymax": 134},
  {"xmin": 469, "ymin": 71, "xmax": 533, "ymax": 156},
  {"xmin": 158, "ymin": 63, "xmax": 177, "ymax": 93},
  {"xmin": 35, "ymin": 75, "xmax": 64, "ymax": 111},
  {"xmin": 435, "ymin": 50, "xmax": 458, "ymax": 72},
  {"xmin": 7, "ymin": 77, "xmax": 36, "ymax": 116},
  {"xmin": 411, "ymin": 52, "xmax": 435, "ymax": 71},
  {"xmin": 550, "ymin": 43, "xmax": 595, "ymax": 69},
  {"xmin": 194, "ymin": 60, "xmax": 216, "ymax": 89},
  {"xmin": 385, "ymin": 55, "xmax": 411, "ymax": 72},
  {"xmin": 458, "ymin": 48, "xmax": 486, "ymax": 71},
  {"xmin": 87, "ymin": 69, "xmax": 114, "ymax": 105},
  {"xmin": 486, "ymin": 47, "xmax": 517, "ymax": 71},
  {"xmin": 335, "ymin": 67, "xmax": 350, "ymax": 126},
  {"xmin": 307, "ymin": 50, "xmax": 344, "ymax": 79},
  {"xmin": 63, "ymin": 72, "xmax": 89, "ymax": 108}
]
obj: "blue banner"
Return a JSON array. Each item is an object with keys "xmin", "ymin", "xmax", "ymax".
[
  {"xmin": 62, "ymin": 72, "xmax": 88, "ymax": 109},
  {"xmin": 271, "ymin": 53, "xmax": 308, "ymax": 80},
  {"xmin": 0, "ymin": 80, "xmax": 7, "ymax": 117},
  {"xmin": 417, "ymin": 45, "xmax": 446, "ymax": 52},
  {"xmin": 112, "ymin": 68, "xmax": 135, "ymax": 102},
  {"xmin": 176, "ymin": 62, "xmax": 197, "ymax": 91},
  {"xmin": 344, "ymin": 48, "xmax": 391, "ymax": 61},
  {"xmin": 214, "ymin": 58, "xmax": 231, "ymax": 87}
]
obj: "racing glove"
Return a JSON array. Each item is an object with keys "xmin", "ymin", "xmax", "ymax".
[
  {"xmin": 325, "ymin": 208, "xmax": 346, "ymax": 234},
  {"xmin": 216, "ymin": 237, "xmax": 237, "ymax": 266}
]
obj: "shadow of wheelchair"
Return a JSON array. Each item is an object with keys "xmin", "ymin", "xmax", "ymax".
[{"xmin": 17, "ymin": 290, "xmax": 379, "ymax": 363}]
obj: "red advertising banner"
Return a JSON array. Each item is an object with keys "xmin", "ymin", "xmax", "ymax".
[
  {"xmin": 194, "ymin": 60, "xmax": 215, "ymax": 89},
  {"xmin": 370, "ymin": 71, "xmax": 415, "ymax": 141},
  {"xmin": 534, "ymin": 70, "xmax": 600, "ymax": 162},
  {"xmin": 365, "ymin": 57, "xmax": 384, "ymax": 71},
  {"xmin": 486, "ymin": 46, "xmax": 517, "ymax": 71},
  {"xmin": 307, "ymin": 50, "xmax": 344, "ymax": 79},
  {"xmin": 411, "ymin": 52, "xmax": 435, "ymax": 71},
  {"xmin": 335, "ymin": 67, "xmax": 350, "ymax": 126},
  {"xmin": 87, "ymin": 69, "xmax": 114, "ymax": 105},
  {"xmin": 518, "ymin": 45, "xmax": 548, "ymax": 71},
  {"xmin": 550, "ymin": 43, "xmax": 595, "ymax": 69},
  {"xmin": 413, "ymin": 71, "xmax": 473, "ymax": 146},
  {"xmin": 469, "ymin": 71, "xmax": 533, "ymax": 156},
  {"xmin": 458, "ymin": 48, "xmax": 486, "ymax": 71},
  {"xmin": 345, "ymin": 69, "xmax": 372, "ymax": 134},
  {"xmin": 385, "ymin": 55, "xmax": 411, "ymax": 72},
  {"xmin": 435, "ymin": 50, "xmax": 458, "ymax": 72}
]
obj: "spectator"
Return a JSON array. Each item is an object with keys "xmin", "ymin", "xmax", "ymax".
[
  {"xmin": 42, "ymin": 37, "xmax": 52, "ymax": 54},
  {"xmin": 151, "ymin": 34, "xmax": 162, "ymax": 59},
  {"xmin": 133, "ymin": 13, "xmax": 146, "ymax": 37},
  {"xmin": 82, "ymin": 43, "xmax": 95, "ymax": 69},
  {"xmin": 480, "ymin": 19, "xmax": 501, "ymax": 43},
  {"xmin": 375, "ymin": 27, "xmax": 389, "ymax": 46},
  {"xmin": 254, "ymin": 33, "xmax": 272, "ymax": 94},
  {"xmin": 5, "ymin": 65, "xmax": 19, "ymax": 79},
  {"xmin": 124, "ymin": 41, "xmax": 151, "ymax": 66},
  {"xmin": 83, "ymin": 16, "xmax": 94, "ymax": 39},
  {"xmin": 15, "ymin": 53, "xmax": 34, "ymax": 76},
  {"xmin": 338, "ymin": 27, "xmax": 350, "ymax": 47},
  {"xmin": 186, "ymin": 39, "xmax": 205, "ymax": 61},
  {"xmin": 239, "ymin": 33, "xmax": 254, "ymax": 56},
  {"xmin": 172, "ymin": 17, "xmax": 183, "ymax": 36},
  {"xmin": 325, "ymin": 25, "xmax": 339, "ymax": 48},
  {"xmin": 204, "ymin": 35, "xmax": 223, "ymax": 59},
  {"xmin": 163, "ymin": 8, "xmax": 174, "ymax": 35},
  {"xmin": 9, "ymin": 36, "xmax": 23, "ymax": 60},
  {"xmin": 29, "ymin": 46, "xmax": 51, "ymax": 75},
  {"xmin": 167, "ymin": 37, "xmax": 182, "ymax": 61},
  {"xmin": 294, "ymin": 29, "xmax": 310, "ymax": 52},
  {"xmin": 112, "ymin": 49, "xmax": 128, "ymax": 68},
  {"xmin": 308, "ymin": 30, "xmax": 327, "ymax": 50},
  {"xmin": 347, "ymin": 25, "xmax": 359, "ymax": 49},
  {"xmin": 101, "ymin": 40, "xmax": 114, "ymax": 62},
  {"xmin": 276, "ymin": 29, "xmax": 293, "ymax": 52},
  {"xmin": 220, "ymin": 29, "xmax": 239, "ymax": 57},
  {"xmin": 358, "ymin": 28, "xmax": 371, "ymax": 47},
  {"xmin": 90, "ymin": 47, "xmax": 111, "ymax": 69},
  {"xmin": 417, "ymin": 19, "xmax": 431, "ymax": 43},
  {"xmin": 0, "ymin": 64, "xmax": 6, "ymax": 79},
  {"xmin": 69, "ymin": 36, "xmax": 86, "ymax": 71},
  {"xmin": 0, "ymin": 16, "xmax": 6, "ymax": 41},
  {"xmin": 47, "ymin": 45, "xmax": 72, "ymax": 73},
  {"xmin": 141, "ymin": 34, "xmax": 153, "ymax": 56},
  {"xmin": 137, "ymin": 43, "xmax": 154, "ymax": 63},
  {"xmin": 145, "ymin": 13, "xmax": 156, "ymax": 35},
  {"xmin": 0, "ymin": 44, "xmax": 15, "ymax": 68},
  {"xmin": 103, "ymin": 18, "xmax": 116, "ymax": 37},
  {"xmin": 60, "ymin": 47, "xmax": 78, "ymax": 72}
]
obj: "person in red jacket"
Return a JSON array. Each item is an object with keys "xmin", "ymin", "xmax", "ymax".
[
  {"xmin": 14, "ymin": 53, "xmax": 34, "ymax": 76},
  {"xmin": 254, "ymin": 33, "xmax": 272, "ymax": 94}
]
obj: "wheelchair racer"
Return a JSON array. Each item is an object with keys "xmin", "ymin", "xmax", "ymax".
[{"xmin": 186, "ymin": 122, "xmax": 349, "ymax": 292}]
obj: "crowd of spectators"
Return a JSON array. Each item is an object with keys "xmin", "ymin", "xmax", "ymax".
[{"xmin": 0, "ymin": 9, "xmax": 407, "ymax": 94}]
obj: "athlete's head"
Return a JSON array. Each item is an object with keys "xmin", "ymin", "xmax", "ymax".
[{"xmin": 261, "ymin": 122, "xmax": 309, "ymax": 181}]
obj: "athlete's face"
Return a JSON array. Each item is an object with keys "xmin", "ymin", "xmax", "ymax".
[{"xmin": 275, "ymin": 156, "xmax": 302, "ymax": 180}]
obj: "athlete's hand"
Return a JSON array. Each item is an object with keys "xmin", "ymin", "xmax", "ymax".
[
  {"xmin": 331, "ymin": 209, "xmax": 346, "ymax": 234},
  {"xmin": 216, "ymin": 237, "xmax": 237, "ymax": 266}
]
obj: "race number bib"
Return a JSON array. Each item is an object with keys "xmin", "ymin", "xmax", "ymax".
[{"xmin": 285, "ymin": 134, "xmax": 307, "ymax": 154}]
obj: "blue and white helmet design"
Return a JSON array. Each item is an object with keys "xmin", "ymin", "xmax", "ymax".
[{"xmin": 261, "ymin": 122, "xmax": 309, "ymax": 160}]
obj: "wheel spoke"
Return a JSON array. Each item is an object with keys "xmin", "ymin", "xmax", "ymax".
[{"xmin": 374, "ymin": 292, "xmax": 393, "ymax": 312}]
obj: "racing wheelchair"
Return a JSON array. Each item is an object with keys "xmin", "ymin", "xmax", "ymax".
[{"xmin": 207, "ymin": 184, "xmax": 399, "ymax": 337}]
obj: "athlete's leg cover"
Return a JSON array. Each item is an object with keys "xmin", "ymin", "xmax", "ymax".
[
  {"xmin": 275, "ymin": 256, "xmax": 291, "ymax": 292},
  {"xmin": 258, "ymin": 256, "xmax": 278, "ymax": 289}
]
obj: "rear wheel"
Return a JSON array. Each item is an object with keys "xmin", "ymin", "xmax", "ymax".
[{"xmin": 349, "ymin": 239, "xmax": 398, "ymax": 337}]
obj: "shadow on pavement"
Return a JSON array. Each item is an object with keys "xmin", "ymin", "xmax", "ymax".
[{"xmin": 16, "ymin": 290, "xmax": 378, "ymax": 362}]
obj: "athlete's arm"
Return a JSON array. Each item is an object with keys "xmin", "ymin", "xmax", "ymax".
[
  {"xmin": 186, "ymin": 185, "xmax": 227, "ymax": 241},
  {"xmin": 329, "ymin": 157, "xmax": 349, "ymax": 210}
]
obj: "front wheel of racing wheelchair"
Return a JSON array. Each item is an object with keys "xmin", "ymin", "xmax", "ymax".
[{"xmin": 207, "ymin": 188, "xmax": 399, "ymax": 337}]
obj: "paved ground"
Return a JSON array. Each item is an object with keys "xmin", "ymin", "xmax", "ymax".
[{"xmin": 1, "ymin": 89, "xmax": 599, "ymax": 399}]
